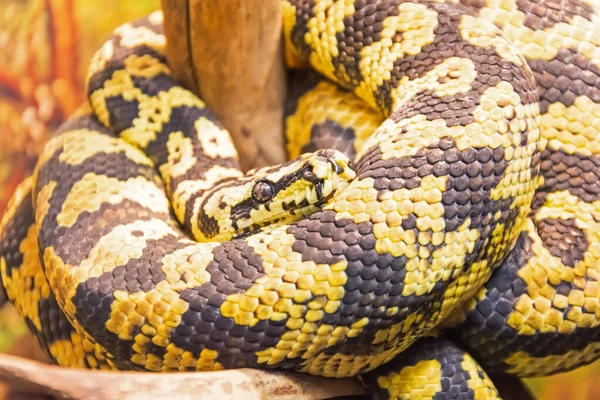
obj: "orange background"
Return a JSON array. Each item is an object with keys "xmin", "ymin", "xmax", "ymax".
[{"xmin": 0, "ymin": 1, "xmax": 598, "ymax": 398}]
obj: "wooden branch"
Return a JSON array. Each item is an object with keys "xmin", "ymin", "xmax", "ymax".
[
  {"xmin": 161, "ymin": 0, "xmax": 288, "ymax": 171},
  {"xmin": 0, "ymin": 316, "xmax": 367, "ymax": 399},
  {"xmin": 0, "ymin": 354, "xmax": 366, "ymax": 400}
]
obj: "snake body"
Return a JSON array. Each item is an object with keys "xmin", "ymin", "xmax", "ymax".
[{"xmin": 1, "ymin": 0, "xmax": 600, "ymax": 398}]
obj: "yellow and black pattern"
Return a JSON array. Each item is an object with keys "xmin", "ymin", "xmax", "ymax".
[
  {"xmin": 281, "ymin": 0, "xmax": 600, "ymax": 393},
  {"xmin": 0, "ymin": 145, "xmax": 116, "ymax": 370},
  {"xmin": 285, "ymin": 70, "xmax": 385, "ymax": 161},
  {"xmin": 2, "ymin": 0, "xmax": 600, "ymax": 398},
  {"xmin": 361, "ymin": 334, "xmax": 500, "ymax": 400},
  {"xmin": 434, "ymin": 0, "xmax": 600, "ymax": 379},
  {"xmin": 24, "ymin": 1, "xmax": 538, "ymax": 377}
]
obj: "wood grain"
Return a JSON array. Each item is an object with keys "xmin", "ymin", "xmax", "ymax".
[{"xmin": 161, "ymin": 0, "xmax": 288, "ymax": 171}]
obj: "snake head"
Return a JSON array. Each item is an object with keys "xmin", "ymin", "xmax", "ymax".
[
  {"xmin": 198, "ymin": 149, "xmax": 355, "ymax": 241},
  {"xmin": 264, "ymin": 148, "xmax": 356, "ymax": 206}
]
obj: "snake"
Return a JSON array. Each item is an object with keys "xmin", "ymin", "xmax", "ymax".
[{"xmin": 1, "ymin": 0, "xmax": 600, "ymax": 398}]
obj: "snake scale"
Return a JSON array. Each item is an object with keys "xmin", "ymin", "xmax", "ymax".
[{"xmin": 1, "ymin": 0, "xmax": 600, "ymax": 398}]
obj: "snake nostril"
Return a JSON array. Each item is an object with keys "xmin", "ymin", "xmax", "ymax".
[{"xmin": 327, "ymin": 157, "xmax": 343, "ymax": 174}]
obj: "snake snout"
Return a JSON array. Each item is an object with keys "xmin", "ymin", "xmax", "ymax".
[{"xmin": 311, "ymin": 149, "xmax": 356, "ymax": 182}]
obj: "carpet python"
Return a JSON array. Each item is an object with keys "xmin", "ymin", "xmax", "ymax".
[{"xmin": 1, "ymin": 0, "xmax": 600, "ymax": 398}]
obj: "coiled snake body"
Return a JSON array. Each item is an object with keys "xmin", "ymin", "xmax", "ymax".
[{"xmin": 1, "ymin": 0, "xmax": 600, "ymax": 398}]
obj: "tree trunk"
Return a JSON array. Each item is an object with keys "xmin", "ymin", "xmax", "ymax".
[{"xmin": 161, "ymin": 0, "xmax": 288, "ymax": 171}]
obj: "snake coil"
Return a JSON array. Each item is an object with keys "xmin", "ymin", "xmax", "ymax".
[{"xmin": 1, "ymin": 0, "xmax": 600, "ymax": 398}]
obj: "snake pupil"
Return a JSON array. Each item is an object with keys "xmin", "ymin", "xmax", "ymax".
[{"xmin": 252, "ymin": 180, "xmax": 274, "ymax": 202}]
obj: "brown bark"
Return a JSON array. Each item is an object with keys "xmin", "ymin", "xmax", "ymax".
[{"xmin": 161, "ymin": 0, "xmax": 288, "ymax": 171}]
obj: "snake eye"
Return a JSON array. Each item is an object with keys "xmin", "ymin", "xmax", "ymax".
[
  {"xmin": 252, "ymin": 180, "xmax": 274, "ymax": 202},
  {"xmin": 302, "ymin": 166, "xmax": 319, "ymax": 183}
]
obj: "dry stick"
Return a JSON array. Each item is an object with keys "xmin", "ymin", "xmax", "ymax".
[
  {"xmin": 161, "ymin": 0, "xmax": 288, "ymax": 171},
  {"xmin": 0, "ymin": 354, "xmax": 365, "ymax": 400}
]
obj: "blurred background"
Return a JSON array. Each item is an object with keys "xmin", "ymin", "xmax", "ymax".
[{"xmin": 0, "ymin": 0, "xmax": 598, "ymax": 398}]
